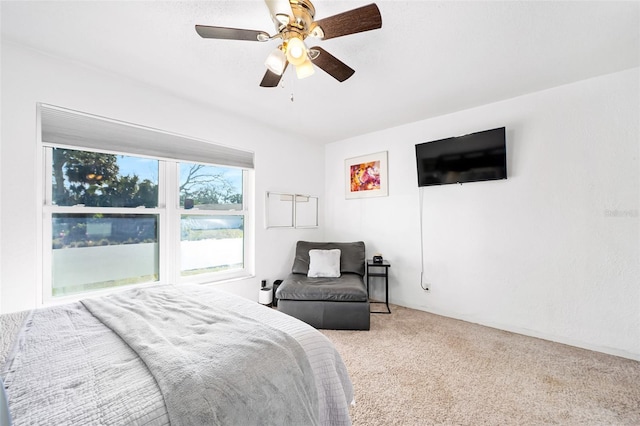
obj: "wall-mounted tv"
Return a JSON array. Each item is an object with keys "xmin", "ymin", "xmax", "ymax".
[{"xmin": 415, "ymin": 127, "xmax": 507, "ymax": 187}]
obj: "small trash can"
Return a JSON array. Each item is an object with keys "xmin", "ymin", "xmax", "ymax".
[{"xmin": 259, "ymin": 280, "xmax": 273, "ymax": 307}]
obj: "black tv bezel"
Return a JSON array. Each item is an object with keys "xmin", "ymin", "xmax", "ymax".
[{"xmin": 415, "ymin": 127, "xmax": 507, "ymax": 187}]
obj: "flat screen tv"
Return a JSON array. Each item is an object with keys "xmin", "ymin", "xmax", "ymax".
[{"xmin": 415, "ymin": 127, "xmax": 507, "ymax": 187}]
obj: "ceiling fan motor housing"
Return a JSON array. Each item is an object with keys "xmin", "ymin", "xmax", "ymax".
[
  {"xmin": 278, "ymin": 0, "xmax": 318, "ymax": 69},
  {"xmin": 286, "ymin": 0, "xmax": 316, "ymax": 36}
]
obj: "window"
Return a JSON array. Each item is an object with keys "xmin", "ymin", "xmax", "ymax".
[
  {"xmin": 40, "ymin": 104, "xmax": 254, "ymax": 302},
  {"xmin": 46, "ymin": 148, "xmax": 162, "ymax": 297},
  {"xmin": 51, "ymin": 212, "xmax": 159, "ymax": 296},
  {"xmin": 178, "ymin": 162, "xmax": 245, "ymax": 276}
]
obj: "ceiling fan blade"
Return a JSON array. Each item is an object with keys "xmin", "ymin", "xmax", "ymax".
[
  {"xmin": 260, "ymin": 63, "xmax": 289, "ymax": 87},
  {"xmin": 314, "ymin": 3, "xmax": 382, "ymax": 40},
  {"xmin": 309, "ymin": 47, "xmax": 355, "ymax": 82},
  {"xmin": 195, "ymin": 25, "xmax": 269, "ymax": 42}
]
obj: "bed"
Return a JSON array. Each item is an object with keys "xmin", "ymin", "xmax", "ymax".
[{"xmin": 0, "ymin": 284, "xmax": 354, "ymax": 426}]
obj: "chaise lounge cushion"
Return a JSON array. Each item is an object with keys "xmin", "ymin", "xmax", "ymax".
[
  {"xmin": 291, "ymin": 241, "xmax": 366, "ymax": 276},
  {"xmin": 276, "ymin": 274, "xmax": 368, "ymax": 302}
]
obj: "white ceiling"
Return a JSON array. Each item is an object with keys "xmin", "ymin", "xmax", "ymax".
[{"xmin": 2, "ymin": 1, "xmax": 639, "ymax": 144}]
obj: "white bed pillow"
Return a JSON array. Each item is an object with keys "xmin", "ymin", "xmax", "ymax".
[{"xmin": 307, "ymin": 249, "xmax": 342, "ymax": 278}]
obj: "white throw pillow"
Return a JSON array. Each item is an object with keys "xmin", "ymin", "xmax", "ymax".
[{"xmin": 307, "ymin": 249, "xmax": 341, "ymax": 278}]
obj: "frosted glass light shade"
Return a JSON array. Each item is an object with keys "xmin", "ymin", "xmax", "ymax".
[
  {"xmin": 264, "ymin": 47, "xmax": 286, "ymax": 75},
  {"xmin": 286, "ymin": 37, "xmax": 307, "ymax": 66},
  {"xmin": 295, "ymin": 57, "xmax": 315, "ymax": 79}
]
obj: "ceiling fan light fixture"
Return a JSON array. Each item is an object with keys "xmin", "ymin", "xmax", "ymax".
[
  {"xmin": 295, "ymin": 56, "xmax": 315, "ymax": 79},
  {"xmin": 265, "ymin": 46, "xmax": 287, "ymax": 75},
  {"xmin": 285, "ymin": 36, "xmax": 307, "ymax": 66}
]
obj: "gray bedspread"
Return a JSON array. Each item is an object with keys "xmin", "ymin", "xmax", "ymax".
[
  {"xmin": 0, "ymin": 284, "xmax": 354, "ymax": 426},
  {"xmin": 81, "ymin": 286, "xmax": 319, "ymax": 426}
]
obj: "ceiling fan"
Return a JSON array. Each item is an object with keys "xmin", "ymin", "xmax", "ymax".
[{"xmin": 195, "ymin": 0, "xmax": 382, "ymax": 87}]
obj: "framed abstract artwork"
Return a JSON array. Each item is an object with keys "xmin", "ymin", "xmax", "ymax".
[{"xmin": 345, "ymin": 151, "xmax": 388, "ymax": 199}]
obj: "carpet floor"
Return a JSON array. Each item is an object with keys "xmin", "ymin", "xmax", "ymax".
[{"xmin": 320, "ymin": 305, "xmax": 640, "ymax": 425}]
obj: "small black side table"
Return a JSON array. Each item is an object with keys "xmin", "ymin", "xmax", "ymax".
[{"xmin": 366, "ymin": 260, "xmax": 391, "ymax": 314}]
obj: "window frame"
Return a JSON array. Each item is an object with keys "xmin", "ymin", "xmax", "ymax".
[{"xmin": 38, "ymin": 106, "xmax": 254, "ymax": 305}]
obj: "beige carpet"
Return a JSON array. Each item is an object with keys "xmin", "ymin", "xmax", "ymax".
[{"xmin": 321, "ymin": 305, "xmax": 640, "ymax": 425}]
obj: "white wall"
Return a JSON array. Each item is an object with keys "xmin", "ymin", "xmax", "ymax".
[
  {"xmin": 0, "ymin": 40, "xmax": 325, "ymax": 313},
  {"xmin": 325, "ymin": 68, "xmax": 640, "ymax": 360}
]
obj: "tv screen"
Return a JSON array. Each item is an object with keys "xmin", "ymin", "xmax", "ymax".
[{"xmin": 415, "ymin": 127, "xmax": 507, "ymax": 187}]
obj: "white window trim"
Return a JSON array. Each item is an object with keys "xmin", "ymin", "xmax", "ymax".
[{"xmin": 37, "ymin": 104, "xmax": 255, "ymax": 306}]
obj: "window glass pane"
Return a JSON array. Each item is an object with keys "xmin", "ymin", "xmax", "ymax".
[
  {"xmin": 52, "ymin": 148, "xmax": 158, "ymax": 207},
  {"xmin": 181, "ymin": 215, "xmax": 243, "ymax": 276},
  {"xmin": 52, "ymin": 213, "xmax": 159, "ymax": 296},
  {"xmin": 179, "ymin": 163, "xmax": 243, "ymax": 210}
]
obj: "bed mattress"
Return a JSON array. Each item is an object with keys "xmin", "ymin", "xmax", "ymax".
[{"xmin": 0, "ymin": 284, "xmax": 354, "ymax": 426}]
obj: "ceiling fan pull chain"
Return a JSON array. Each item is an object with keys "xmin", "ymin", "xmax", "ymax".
[{"xmin": 288, "ymin": 68, "xmax": 295, "ymax": 102}]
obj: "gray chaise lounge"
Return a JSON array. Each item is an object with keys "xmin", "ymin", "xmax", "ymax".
[{"xmin": 275, "ymin": 241, "xmax": 370, "ymax": 330}]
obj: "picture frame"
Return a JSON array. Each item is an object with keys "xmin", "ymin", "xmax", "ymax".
[{"xmin": 345, "ymin": 151, "xmax": 388, "ymax": 199}]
